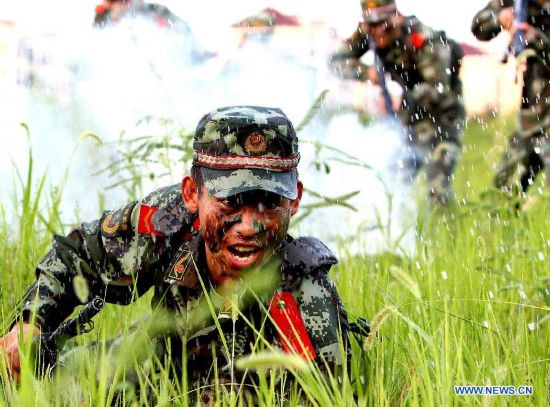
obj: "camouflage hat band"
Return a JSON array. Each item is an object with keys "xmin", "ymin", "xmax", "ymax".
[
  {"xmin": 363, "ymin": 4, "xmax": 397, "ymax": 23},
  {"xmin": 194, "ymin": 151, "xmax": 300, "ymax": 172}
]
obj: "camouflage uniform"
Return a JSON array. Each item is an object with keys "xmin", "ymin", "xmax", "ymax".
[
  {"xmin": 16, "ymin": 106, "xmax": 350, "ymax": 399},
  {"xmin": 329, "ymin": 0, "xmax": 465, "ymax": 204},
  {"xmin": 472, "ymin": 0, "xmax": 550, "ymax": 193}
]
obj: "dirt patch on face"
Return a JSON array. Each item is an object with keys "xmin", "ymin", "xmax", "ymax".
[{"xmin": 197, "ymin": 190, "xmax": 292, "ymax": 285}]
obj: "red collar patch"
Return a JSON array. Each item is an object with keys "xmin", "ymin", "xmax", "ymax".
[{"xmin": 137, "ymin": 204, "xmax": 164, "ymax": 236}]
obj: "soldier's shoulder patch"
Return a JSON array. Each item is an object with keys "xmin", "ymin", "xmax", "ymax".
[
  {"xmin": 137, "ymin": 204, "xmax": 164, "ymax": 236},
  {"xmin": 100, "ymin": 201, "xmax": 137, "ymax": 238},
  {"xmin": 142, "ymin": 184, "xmax": 181, "ymax": 207}
]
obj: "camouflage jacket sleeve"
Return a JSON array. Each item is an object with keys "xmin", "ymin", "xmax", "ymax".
[
  {"xmin": 523, "ymin": 26, "xmax": 550, "ymax": 57},
  {"xmin": 471, "ymin": 0, "xmax": 514, "ymax": 41},
  {"xmin": 280, "ymin": 237, "xmax": 350, "ymax": 366},
  {"xmin": 401, "ymin": 20, "xmax": 464, "ymax": 126},
  {"xmin": 17, "ymin": 184, "xmax": 188, "ymax": 332},
  {"xmin": 328, "ymin": 25, "xmax": 371, "ymax": 81},
  {"xmin": 295, "ymin": 270, "xmax": 350, "ymax": 366}
]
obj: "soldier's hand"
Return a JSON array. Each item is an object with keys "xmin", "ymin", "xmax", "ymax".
[
  {"xmin": 497, "ymin": 7, "xmax": 514, "ymax": 30},
  {"xmin": 509, "ymin": 22, "xmax": 539, "ymax": 44},
  {"xmin": 367, "ymin": 65, "xmax": 379, "ymax": 84},
  {"xmin": 0, "ymin": 323, "xmax": 40, "ymax": 382}
]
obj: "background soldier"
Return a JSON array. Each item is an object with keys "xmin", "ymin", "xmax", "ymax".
[
  {"xmin": 92, "ymin": 0, "xmax": 215, "ymax": 63},
  {"xmin": 329, "ymin": 0, "xmax": 465, "ymax": 205},
  {"xmin": 472, "ymin": 1, "xmax": 550, "ymax": 195},
  {"xmin": 93, "ymin": 0, "xmax": 183, "ymax": 28},
  {"xmin": 0, "ymin": 106, "xmax": 351, "ymax": 400}
]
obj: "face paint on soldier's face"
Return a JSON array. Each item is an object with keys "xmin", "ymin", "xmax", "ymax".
[{"xmin": 197, "ymin": 189, "xmax": 294, "ymax": 286}]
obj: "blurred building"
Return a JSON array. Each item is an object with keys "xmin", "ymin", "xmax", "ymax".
[
  {"xmin": 460, "ymin": 41, "xmax": 522, "ymax": 117},
  {"xmin": 0, "ymin": 20, "xmax": 17, "ymax": 88}
]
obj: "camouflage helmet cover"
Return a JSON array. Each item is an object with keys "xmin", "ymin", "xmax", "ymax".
[
  {"xmin": 361, "ymin": 0, "xmax": 397, "ymax": 24},
  {"xmin": 192, "ymin": 105, "xmax": 300, "ymax": 199}
]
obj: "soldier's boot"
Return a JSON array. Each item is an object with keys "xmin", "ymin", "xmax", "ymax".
[
  {"xmin": 425, "ymin": 142, "xmax": 460, "ymax": 206},
  {"xmin": 519, "ymin": 149, "xmax": 544, "ymax": 192}
]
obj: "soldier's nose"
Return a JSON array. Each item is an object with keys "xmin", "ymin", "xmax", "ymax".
[{"xmin": 234, "ymin": 207, "xmax": 265, "ymax": 237}]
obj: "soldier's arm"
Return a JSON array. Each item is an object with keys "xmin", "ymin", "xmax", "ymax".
[
  {"xmin": 282, "ymin": 237, "xmax": 350, "ymax": 368},
  {"xmin": 402, "ymin": 25, "xmax": 464, "ymax": 126},
  {"xmin": 414, "ymin": 25, "xmax": 455, "ymax": 89},
  {"xmin": 1, "ymin": 201, "xmax": 145, "ymax": 379},
  {"xmin": 15, "ymin": 201, "xmax": 144, "ymax": 332},
  {"xmin": 15, "ymin": 184, "xmax": 186, "ymax": 333},
  {"xmin": 328, "ymin": 25, "xmax": 371, "ymax": 81},
  {"xmin": 532, "ymin": 29, "xmax": 550, "ymax": 55},
  {"xmin": 299, "ymin": 270, "xmax": 350, "ymax": 369},
  {"xmin": 471, "ymin": 0, "xmax": 514, "ymax": 41},
  {"xmin": 514, "ymin": 22, "xmax": 550, "ymax": 57}
]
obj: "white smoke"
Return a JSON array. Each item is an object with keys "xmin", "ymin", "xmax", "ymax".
[
  {"xmin": 1, "ymin": 18, "xmax": 417, "ymax": 254},
  {"xmin": 297, "ymin": 115, "xmax": 417, "ymax": 255}
]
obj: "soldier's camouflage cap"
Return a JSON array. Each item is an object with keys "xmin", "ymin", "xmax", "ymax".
[
  {"xmin": 361, "ymin": 0, "xmax": 397, "ymax": 24},
  {"xmin": 192, "ymin": 106, "xmax": 300, "ymax": 200}
]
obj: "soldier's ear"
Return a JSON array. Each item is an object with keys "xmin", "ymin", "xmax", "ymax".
[
  {"xmin": 182, "ymin": 176, "xmax": 199, "ymax": 213},
  {"xmin": 289, "ymin": 181, "xmax": 303, "ymax": 216}
]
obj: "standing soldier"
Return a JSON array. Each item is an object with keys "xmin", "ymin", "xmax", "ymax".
[
  {"xmin": 0, "ymin": 106, "xmax": 353, "ymax": 402},
  {"xmin": 329, "ymin": 0, "xmax": 465, "ymax": 205},
  {"xmin": 472, "ymin": 1, "xmax": 550, "ymax": 196}
]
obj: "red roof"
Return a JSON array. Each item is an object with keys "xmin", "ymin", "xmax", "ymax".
[{"xmin": 460, "ymin": 42, "xmax": 485, "ymax": 56}]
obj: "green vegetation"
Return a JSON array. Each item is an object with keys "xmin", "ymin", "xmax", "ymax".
[{"xmin": 0, "ymin": 116, "xmax": 549, "ymax": 406}]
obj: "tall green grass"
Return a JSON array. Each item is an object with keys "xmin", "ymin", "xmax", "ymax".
[{"xmin": 0, "ymin": 116, "xmax": 548, "ymax": 406}]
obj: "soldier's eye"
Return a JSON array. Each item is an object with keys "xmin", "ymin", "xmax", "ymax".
[
  {"xmin": 221, "ymin": 195, "xmax": 242, "ymax": 208},
  {"xmin": 259, "ymin": 193, "xmax": 283, "ymax": 209}
]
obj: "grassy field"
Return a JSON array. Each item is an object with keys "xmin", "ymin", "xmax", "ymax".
[{"xmin": 0, "ymin": 116, "xmax": 549, "ymax": 406}]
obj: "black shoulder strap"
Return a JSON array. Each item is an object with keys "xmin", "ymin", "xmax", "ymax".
[{"xmin": 280, "ymin": 236, "xmax": 338, "ymax": 290}]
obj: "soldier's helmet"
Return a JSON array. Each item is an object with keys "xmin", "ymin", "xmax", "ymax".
[
  {"xmin": 192, "ymin": 106, "xmax": 300, "ymax": 200},
  {"xmin": 361, "ymin": 0, "xmax": 397, "ymax": 24}
]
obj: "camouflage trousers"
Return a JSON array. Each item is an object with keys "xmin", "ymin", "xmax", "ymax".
[
  {"xmin": 494, "ymin": 57, "xmax": 550, "ymax": 193},
  {"xmin": 400, "ymin": 121, "xmax": 462, "ymax": 206}
]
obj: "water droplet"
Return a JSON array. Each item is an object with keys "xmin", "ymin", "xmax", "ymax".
[{"xmin": 518, "ymin": 289, "xmax": 527, "ymax": 299}]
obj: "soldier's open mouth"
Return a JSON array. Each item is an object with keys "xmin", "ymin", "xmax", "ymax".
[{"xmin": 227, "ymin": 245, "xmax": 262, "ymax": 268}]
